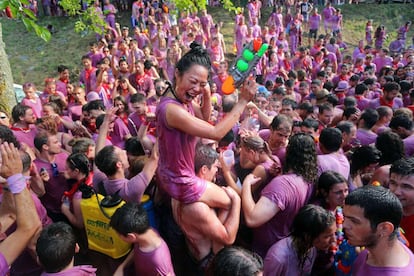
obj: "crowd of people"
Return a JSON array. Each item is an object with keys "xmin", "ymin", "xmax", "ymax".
[{"xmin": 1, "ymin": 0, "xmax": 414, "ymax": 275}]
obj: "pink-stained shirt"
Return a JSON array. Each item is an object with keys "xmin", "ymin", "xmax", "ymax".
[
  {"xmin": 403, "ymin": 135, "xmax": 414, "ymax": 157},
  {"xmin": 317, "ymin": 152, "xmax": 350, "ymax": 179},
  {"xmin": 356, "ymin": 128, "xmax": 377, "ymax": 146},
  {"xmin": 253, "ymin": 173, "xmax": 313, "ymax": 257},
  {"xmin": 134, "ymin": 33, "xmax": 151, "ymax": 49},
  {"xmin": 208, "ymin": 45, "xmax": 225, "ymax": 64},
  {"xmin": 247, "ymin": 2, "xmax": 261, "ymax": 23},
  {"xmin": 55, "ymin": 79, "xmax": 68, "ymax": 97},
  {"xmin": 200, "ymin": 14, "xmax": 214, "ymax": 34},
  {"xmin": 276, "ymin": 39, "xmax": 289, "ymax": 51},
  {"xmin": 251, "ymin": 24, "xmax": 262, "ymax": 38},
  {"xmin": 128, "ymin": 73, "xmax": 155, "ymax": 97},
  {"xmin": 264, "ymin": 237, "xmax": 316, "ymax": 276},
  {"xmin": 265, "ymin": 61, "xmax": 280, "ymax": 83},
  {"xmin": 11, "ymin": 125, "xmax": 37, "ymax": 148},
  {"xmin": 40, "ymin": 265, "xmax": 97, "ymax": 275},
  {"xmin": 159, "ymin": 59, "xmax": 176, "ymax": 83},
  {"xmin": 79, "ymin": 67, "xmax": 98, "ymax": 94},
  {"xmin": 35, "ymin": 152, "xmax": 70, "ymax": 214},
  {"xmin": 156, "ymin": 97, "xmax": 207, "ymax": 203},
  {"xmin": 372, "ymin": 56, "xmax": 393, "ymax": 74},
  {"xmin": 309, "ymin": 14, "xmax": 321, "ymax": 30},
  {"xmin": 133, "ymin": 237, "xmax": 175, "ymax": 276},
  {"xmin": 88, "ymin": 52, "xmax": 105, "ymax": 68},
  {"xmin": 267, "ymin": 13, "xmax": 281, "ymax": 28},
  {"xmin": 369, "ymin": 97, "xmax": 404, "ymax": 110},
  {"xmin": 0, "ymin": 253, "xmax": 9, "ymax": 276},
  {"xmin": 352, "ymin": 244, "xmax": 414, "ymax": 275},
  {"xmin": 110, "ymin": 117, "xmax": 130, "ymax": 149},
  {"xmin": 355, "ymin": 95, "xmax": 371, "ymax": 111},
  {"xmin": 102, "ymin": 171, "xmax": 149, "ymax": 203},
  {"xmin": 68, "ymin": 103, "xmax": 83, "ymax": 121},
  {"xmin": 331, "ymin": 14, "xmax": 342, "ymax": 31},
  {"xmin": 322, "ymin": 6, "xmax": 335, "ymax": 22}
]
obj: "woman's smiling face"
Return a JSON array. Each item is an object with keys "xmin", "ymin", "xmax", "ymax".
[{"xmin": 174, "ymin": 64, "xmax": 209, "ymax": 104}]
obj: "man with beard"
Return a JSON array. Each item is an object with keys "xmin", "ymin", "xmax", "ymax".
[
  {"xmin": 10, "ymin": 104, "xmax": 37, "ymax": 148},
  {"xmin": 34, "ymin": 131, "xmax": 70, "ymax": 222},
  {"xmin": 369, "ymin": 82, "xmax": 403, "ymax": 110},
  {"xmin": 343, "ymin": 185, "xmax": 414, "ymax": 274}
]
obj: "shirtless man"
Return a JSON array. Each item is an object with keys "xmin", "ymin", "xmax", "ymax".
[{"xmin": 171, "ymin": 145, "xmax": 241, "ymax": 274}]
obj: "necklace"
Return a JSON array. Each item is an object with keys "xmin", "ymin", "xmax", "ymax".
[{"xmin": 164, "ymin": 81, "xmax": 183, "ymax": 104}]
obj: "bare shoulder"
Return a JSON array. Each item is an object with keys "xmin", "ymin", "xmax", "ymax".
[{"xmin": 181, "ymin": 201, "xmax": 214, "ymax": 220}]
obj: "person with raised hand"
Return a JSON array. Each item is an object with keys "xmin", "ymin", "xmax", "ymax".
[
  {"xmin": 156, "ymin": 42, "xmax": 256, "ymax": 210},
  {"xmin": 0, "ymin": 142, "xmax": 41, "ymax": 275}
]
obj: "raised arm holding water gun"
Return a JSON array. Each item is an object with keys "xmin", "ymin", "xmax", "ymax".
[
  {"xmin": 222, "ymin": 38, "xmax": 268, "ymax": 95},
  {"xmin": 156, "ymin": 42, "xmax": 257, "ymax": 210}
]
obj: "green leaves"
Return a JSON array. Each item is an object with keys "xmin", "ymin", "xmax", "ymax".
[
  {"xmin": 1, "ymin": 0, "xmax": 51, "ymax": 42},
  {"xmin": 4, "ymin": 0, "xmax": 237, "ymax": 43},
  {"xmin": 60, "ymin": 0, "xmax": 106, "ymax": 36},
  {"xmin": 174, "ymin": 0, "xmax": 236, "ymax": 13},
  {"xmin": 0, "ymin": 0, "xmax": 10, "ymax": 10}
]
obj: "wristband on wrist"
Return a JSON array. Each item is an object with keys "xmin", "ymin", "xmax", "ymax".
[{"xmin": 6, "ymin": 174, "xmax": 26, "ymax": 194}]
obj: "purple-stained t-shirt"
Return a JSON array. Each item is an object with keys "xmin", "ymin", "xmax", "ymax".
[
  {"xmin": 55, "ymin": 80, "xmax": 68, "ymax": 97},
  {"xmin": 68, "ymin": 104, "xmax": 82, "ymax": 122},
  {"xmin": 264, "ymin": 237, "xmax": 316, "ymax": 276},
  {"xmin": 369, "ymin": 97, "xmax": 404, "ymax": 110},
  {"xmin": 254, "ymin": 174, "xmax": 313, "ymax": 257},
  {"xmin": 309, "ymin": 14, "xmax": 321, "ymax": 30},
  {"xmin": 103, "ymin": 172, "xmax": 149, "ymax": 203},
  {"xmin": 252, "ymin": 158, "xmax": 281, "ymax": 202},
  {"xmin": 88, "ymin": 52, "xmax": 105, "ymax": 68},
  {"xmin": 200, "ymin": 14, "xmax": 213, "ymax": 33},
  {"xmin": 156, "ymin": 97, "xmax": 207, "ymax": 203},
  {"xmin": 41, "ymin": 265, "xmax": 97, "ymax": 276},
  {"xmin": 79, "ymin": 68, "xmax": 97, "ymax": 94},
  {"xmin": 356, "ymin": 96, "xmax": 371, "ymax": 111},
  {"xmin": 91, "ymin": 133, "xmax": 112, "ymax": 147},
  {"xmin": 317, "ymin": 152, "xmax": 350, "ymax": 179},
  {"xmin": 127, "ymin": 112, "xmax": 144, "ymax": 137},
  {"xmin": 352, "ymin": 243, "xmax": 414, "ymax": 276},
  {"xmin": 11, "ymin": 126, "xmax": 37, "ymax": 148},
  {"xmin": 356, "ymin": 128, "xmax": 377, "ymax": 146},
  {"xmin": 134, "ymin": 236, "xmax": 175, "ymax": 276},
  {"xmin": 0, "ymin": 252, "xmax": 8, "ymax": 276},
  {"xmin": 35, "ymin": 152, "xmax": 70, "ymax": 214},
  {"xmin": 373, "ymin": 56, "xmax": 393, "ymax": 74},
  {"xmin": 404, "ymin": 135, "xmax": 414, "ymax": 157},
  {"xmin": 110, "ymin": 117, "xmax": 130, "ymax": 149}
]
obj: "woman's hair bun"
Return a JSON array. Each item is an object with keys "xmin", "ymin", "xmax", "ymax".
[
  {"xmin": 176, "ymin": 42, "xmax": 211, "ymax": 73},
  {"xmin": 189, "ymin": 42, "xmax": 207, "ymax": 55}
]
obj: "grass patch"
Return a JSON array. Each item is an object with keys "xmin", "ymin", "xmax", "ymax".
[{"xmin": 1, "ymin": 3, "xmax": 413, "ymax": 87}]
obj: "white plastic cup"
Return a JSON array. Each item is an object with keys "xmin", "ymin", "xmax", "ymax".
[{"xmin": 222, "ymin": 149, "xmax": 235, "ymax": 167}]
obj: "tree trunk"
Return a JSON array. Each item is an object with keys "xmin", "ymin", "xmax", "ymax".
[{"xmin": 0, "ymin": 23, "xmax": 17, "ymax": 115}]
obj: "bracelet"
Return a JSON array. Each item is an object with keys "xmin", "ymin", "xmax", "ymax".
[{"xmin": 6, "ymin": 174, "xmax": 26, "ymax": 194}]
